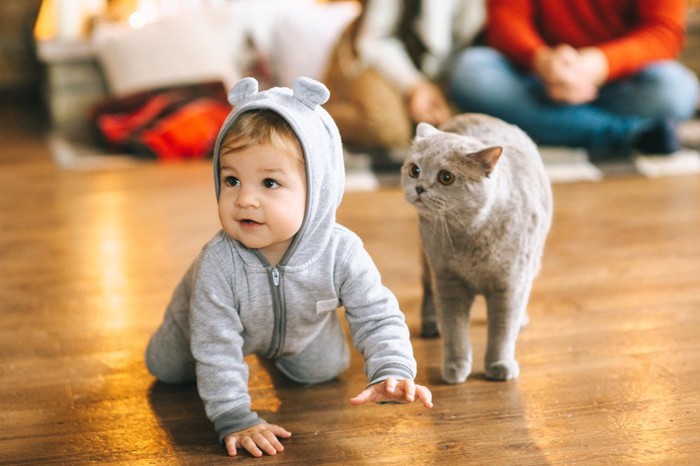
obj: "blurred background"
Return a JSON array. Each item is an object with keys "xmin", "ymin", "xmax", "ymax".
[
  {"xmin": 3, "ymin": 1, "xmax": 360, "ymax": 136},
  {"xmin": 1, "ymin": 0, "xmax": 699, "ymax": 167}
]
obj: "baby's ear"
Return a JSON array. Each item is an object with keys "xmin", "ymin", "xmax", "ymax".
[
  {"xmin": 415, "ymin": 122, "xmax": 440, "ymax": 139},
  {"xmin": 475, "ymin": 146, "xmax": 504, "ymax": 176},
  {"xmin": 228, "ymin": 77, "xmax": 259, "ymax": 105},
  {"xmin": 293, "ymin": 76, "xmax": 330, "ymax": 108}
]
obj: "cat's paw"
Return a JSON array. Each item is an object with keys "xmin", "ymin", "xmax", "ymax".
[
  {"xmin": 442, "ymin": 359, "xmax": 472, "ymax": 384},
  {"xmin": 485, "ymin": 359, "xmax": 520, "ymax": 381},
  {"xmin": 421, "ymin": 321, "xmax": 440, "ymax": 339}
]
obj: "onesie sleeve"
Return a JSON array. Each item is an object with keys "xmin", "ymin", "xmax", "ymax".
[
  {"xmin": 338, "ymin": 238, "xmax": 417, "ymax": 384},
  {"xmin": 189, "ymin": 244, "xmax": 265, "ymax": 442}
]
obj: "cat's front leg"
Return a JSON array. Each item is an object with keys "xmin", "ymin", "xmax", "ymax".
[
  {"xmin": 434, "ymin": 274, "xmax": 475, "ymax": 384},
  {"xmin": 484, "ymin": 288, "xmax": 529, "ymax": 381},
  {"xmin": 420, "ymin": 251, "xmax": 439, "ymax": 338}
]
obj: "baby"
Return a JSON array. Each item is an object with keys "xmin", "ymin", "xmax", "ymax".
[{"xmin": 145, "ymin": 77, "xmax": 432, "ymax": 457}]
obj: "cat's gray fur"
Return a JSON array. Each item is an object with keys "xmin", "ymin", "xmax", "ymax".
[{"xmin": 401, "ymin": 113, "xmax": 552, "ymax": 383}]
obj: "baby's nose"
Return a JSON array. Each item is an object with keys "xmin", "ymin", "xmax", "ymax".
[{"xmin": 235, "ymin": 187, "xmax": 259, "ymax": 207}]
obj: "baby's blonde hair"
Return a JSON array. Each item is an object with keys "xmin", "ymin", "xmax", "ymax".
[{"xmin": 220, "ymin": 109, "xmax": 303, "ymax": 163}]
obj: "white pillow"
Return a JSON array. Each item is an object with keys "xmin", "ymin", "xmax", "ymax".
[
  {"xmin": 92, "ymin": 9, "xmax": 243, "ymax": 96},
  {"xmin": 271, "ymin": 1, "xmax": 360, "ymax": 88}
]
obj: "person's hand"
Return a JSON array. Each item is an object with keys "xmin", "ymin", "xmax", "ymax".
[
  {"xmin": 223, "ymin": 423, "xmax": 292, "ymax": 457},
  {"xmin": 534, "ymin": 45, "xmax": 591, "ymax": 102},
  {"xmin": 408, "ymin": 81, "xmax": 452, "ymax": 126},
  {"xmin": 349, "ymin": 377, "xmax": 433, "ymax": 408},
  {"xmin": 534, "ymin": 43, "xmax": 578, "ymax": 84},
  {"xmin": 534, "ymin": 45, "xmax": 607, "ymax": 104},
  {"xmin": 573, "ymin": 47, "xmax": 608, "ymax": 90}
]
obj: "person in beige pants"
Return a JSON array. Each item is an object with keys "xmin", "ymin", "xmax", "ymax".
[{"xmin": 323, "ymin": 0, "xmax": 485, "ymax": 152}]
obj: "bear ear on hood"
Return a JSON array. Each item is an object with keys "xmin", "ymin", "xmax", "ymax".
[
  {"xmin": 228, "ymin": 77, "xmax": 259, "ymax": 105},
  {"xmin": 293, "ymin": 76, "xmax": 330, "ymax": 109}
]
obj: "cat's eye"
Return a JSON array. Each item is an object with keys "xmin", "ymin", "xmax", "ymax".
[
  {"xmin": 437, "ymin": 170, "xmax": 455, "ymax": 185},
  {"xmin": 407, "ymin": 163, "xmax": 421, "ymax": 178}
]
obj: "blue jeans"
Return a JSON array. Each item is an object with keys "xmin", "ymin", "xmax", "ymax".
[{"xmin": 449, "ymin": 47, "xmax": 699, "ymax": 152}]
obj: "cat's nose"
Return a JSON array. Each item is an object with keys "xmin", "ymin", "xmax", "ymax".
[{"xmin": 416, "ymin": 186, "xmax": 425, "ymax": 195}]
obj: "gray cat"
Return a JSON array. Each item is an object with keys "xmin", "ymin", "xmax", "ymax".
[{"xmin": 401, "ymin": 113, "xmax": 552, "ymax": 383}]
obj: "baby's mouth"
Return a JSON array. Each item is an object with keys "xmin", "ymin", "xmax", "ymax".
[{"xmin": 240, "ymin": 219, "xmax": 262, "ymax": 226}]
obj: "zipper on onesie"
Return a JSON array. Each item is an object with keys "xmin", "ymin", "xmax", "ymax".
[{"xmin": 266, "ymin": 266, "xmax": 286, "ymax": 358}]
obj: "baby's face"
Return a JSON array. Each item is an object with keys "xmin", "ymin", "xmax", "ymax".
[{"xmin": 218, "ymin": 143, "xmax": 306, "ymax": 265}]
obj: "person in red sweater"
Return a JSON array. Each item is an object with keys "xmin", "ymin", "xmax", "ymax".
[{"xmin": 449, "ymin": 0, "xmax": 699, "ymax": 156}]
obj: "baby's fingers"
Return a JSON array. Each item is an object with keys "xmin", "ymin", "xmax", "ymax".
[
  {"xmin": 237, "ymin": 432, "xmax": 281, "ymax": 458},
  {"xmin": 253, "ymin": 430, "xmax": 285, "ymax": 456},
  {"xmin": 225, "ymin": 424, "xmax": 291, "ymax": 458},
  {"xmin": 224, "ymin": 436, "xmax": 238, "ymax": 457},
  {"xmin": 384, "ymin": 377, "xmax": 398, "ymax": 395},
  {"xmin": 415, "ymin": 384, "xmax": 434, "ymax": 408},
  {"xmin": 267, "ymin": 424, "xmax": 293, "ymax": 439},
  {"xmin": 240, "ymin": 435, "xmax": 265, "ymax": 457},
  {"xmin": 398, "ymin": 378, "xmax": 416, "ymax": 402},
  {"xmin": 349, "ymin": 388, "xmax": 371, "ymax": 406}
]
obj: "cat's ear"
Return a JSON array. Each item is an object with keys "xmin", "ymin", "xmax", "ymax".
[
  {"xmin": 416, "ymin": 122, "xmax": 440, "ymax": 139},
  {"xmin": 475, "ymin": 146, "xmax": 503, "ymax": 177}
]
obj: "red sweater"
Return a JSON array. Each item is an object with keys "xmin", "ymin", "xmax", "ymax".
[{"xmin": 486, "ymin": 0, "xmax": 688, "ymax": 81}]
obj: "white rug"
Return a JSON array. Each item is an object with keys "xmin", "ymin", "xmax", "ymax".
[
  {"xmin": 49, "ymin": 119, "xmax": 700, "ymax": 193},
  {"xmin": 341, "ymin": 144, "xmax": 700, "ymax": 191}
]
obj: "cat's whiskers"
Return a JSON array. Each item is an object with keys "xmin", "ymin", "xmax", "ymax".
[
  {"xmin": 442, "ymin": 207, "xmax": 473, "ymax": 255},
  {"xmin": 425, "ymin": 204, "xmax": 458, "ymax": 255},
  {"xmin": 440, "ymin": 216, "xmax": 457, "ymax": 255},
  {"xmin": 446, "ymin": 208, "xmax": 471, "ymax": 235}
]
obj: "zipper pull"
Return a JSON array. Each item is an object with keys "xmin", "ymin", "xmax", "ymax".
[{"xmin": 271, "ymin": 267, "xmax": 280, "ymax": 286}]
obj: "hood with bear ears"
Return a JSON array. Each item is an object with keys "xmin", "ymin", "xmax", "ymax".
[{"xmin": 212, "ymin": 76, "xmax": 345, "ymax": 266}]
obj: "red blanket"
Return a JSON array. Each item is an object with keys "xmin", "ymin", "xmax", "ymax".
[{"xmin": 92, "ymin": 81, "xmax": 230, "ymax": 160}]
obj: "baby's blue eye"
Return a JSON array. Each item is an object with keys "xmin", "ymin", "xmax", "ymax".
[
  {"xmin": 263, "ymin": 178, "xmax": 279, "ymax": 189},
  {"xmin": 223, "ymin": 176, "xmax": 239, "ymax": 187}
]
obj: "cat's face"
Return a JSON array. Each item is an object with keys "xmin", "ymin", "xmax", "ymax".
[{"xmin": 401, "ymin": 131, "xmax": 502, "ymax": 220}]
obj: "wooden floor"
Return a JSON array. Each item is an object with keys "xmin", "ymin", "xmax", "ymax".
[{"xmin": 2, "ymin": 101, "xmax": 700, "ymax": 465}]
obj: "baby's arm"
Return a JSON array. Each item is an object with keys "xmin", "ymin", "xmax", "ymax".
[
  {"xmin": 350, "ymin": 377, "xmax": 433, "ymax": 408},
  {"xmin": 338, "ymin": 240, "xmax": 432, "ymax": 408},
  {"xmin": 224, "ymin": 423, "xmax": 292, "ymax": 457},
  {"xmin": 189, "ymin": 242, "xmax": 274, "ymax": 452}
]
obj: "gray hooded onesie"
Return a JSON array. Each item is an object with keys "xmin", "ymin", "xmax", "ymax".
[{"xmin": 146, "ymin": 77, "xmax": 417, "ymax": 442}]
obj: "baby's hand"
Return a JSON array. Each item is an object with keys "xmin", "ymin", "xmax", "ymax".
[
  {"xmin": 349, "ymin": 377, "xmax": 433, "ymax": 408},
  {"xmin": 224, "ymin": 423, "xmax": 292, "ymax": 457}
]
